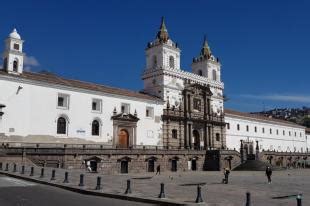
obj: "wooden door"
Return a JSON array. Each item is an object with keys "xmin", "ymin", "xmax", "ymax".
[{"xmin": 119, "ymin": 129, "xmax": 129, "ymax": 148}]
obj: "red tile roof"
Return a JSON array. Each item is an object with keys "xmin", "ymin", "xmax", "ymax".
[
  {"xmin": 0, "ymin": 70, "xmax": 162, "ymax": 102},
  {"xmin": 225, "ymin": 108, "xmax": 305, "ymax": 128}
]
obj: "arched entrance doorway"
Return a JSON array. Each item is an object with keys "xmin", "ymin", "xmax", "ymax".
[
  {"xmin": 193, "ymin": 130, "xmax": 200, "ymax": 150},
  {"xmin": 118, "ymin": 129, "xmax": 129, "ymax": 148},
  {"xmin": 148, "ymin": 159, "xmax": 155, "ymax": 172}
]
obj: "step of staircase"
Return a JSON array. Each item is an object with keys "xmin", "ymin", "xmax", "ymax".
[{"xmin": 233, "ymin": 160, "xmax": 284, "ymax": 171}]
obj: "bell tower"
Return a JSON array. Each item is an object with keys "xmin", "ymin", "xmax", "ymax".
[
  {"xmin": 191, "ymin": 36, "xmax": 221, "ymax": 82},
  {"xmin": 142, "ymin": 17, "xmax": 182, "ymax": 101},
  {"xmin": 2, "ymin": 28, "xmax": 24, "ymax": 74}
]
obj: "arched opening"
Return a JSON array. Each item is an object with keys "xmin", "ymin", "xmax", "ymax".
[
  {"xmin": 212, "ymin": 69, "xmax": 217, "ymax": 81},
  {"xmin": 57, "ymin": 117, "xmax": 67, "ymax": 135},
  {"xmin": 171, "ymin": 159, "xmax": 177, "ymax": 172},
  {"xmin": 148, "ymin": 159, "xmax": 155, "ymax": 172},
  {"xmin": 118, "ymin": 129, "xmax": 129, "ymax": 148},
  {"xmin": 13, "ymin": 59, "xmax": 18, "ymax": 72},
  {"xmin": 193, "ymin": 130, "xmax": 200, "ymax": 150},
  {"xmin": 169, "ymin": 56, "xmax": 175, "ymax": 68},
  {"xmin": 91, "ymin": 120, "xmax": 100, "ymax": 136},
  {"xmin": 152, "ymin": 55, "xmax": 157, "ymax": 68},
  {"xmin": 3, "ymin": 58, "xmax": 8, "ymax": 70},
  {"xmin": 121, "ymin": 161, "xmax": 128, "ymax": 173},
  {"xmin": 191, "ymin": 158, "xmax": 197, "ymax": 171},
  {"xmin": 198, "ymin": 70, "xmax": 203, "ymax": 76}
]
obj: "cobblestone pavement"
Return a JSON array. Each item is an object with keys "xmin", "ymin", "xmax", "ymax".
[{"xmin": 1, "ymin": 163, "xmax": 308, "ymax": 205}]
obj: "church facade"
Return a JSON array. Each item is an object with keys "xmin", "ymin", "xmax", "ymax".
[
  {"xmin": 0, "ymin": 18, "xmax": 308, "ymax": 159},
  {"xmin": 0, "ymin": 18, "xmax": 225, "ymax": 150}
]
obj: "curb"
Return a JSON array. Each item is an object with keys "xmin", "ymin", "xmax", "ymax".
[{"xmin": 0, "ymin": 171, "xmax": 195, "ymax": 206}]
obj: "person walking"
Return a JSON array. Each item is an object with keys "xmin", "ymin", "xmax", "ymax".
[
  {"xmin": 156, "ymin": 165, "xmax": 161, "ymax": 175},
  {"xmin": 265, "ymin": 166, "xmax": 272, "ymax": 184},
  {"xmin": 223, "ymin": 168, "xmax": 230, "ymax": 184}
]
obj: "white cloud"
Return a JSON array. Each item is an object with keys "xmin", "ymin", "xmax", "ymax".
[
  {"xmin": 24, "ymin": 55, "xmax": 40, "ymax": 71},
  {"xmin": 240, "ymin": 94, "xmax": 310, "ymax": 104}
]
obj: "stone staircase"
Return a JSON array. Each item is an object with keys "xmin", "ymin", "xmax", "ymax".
[{"xmin": 233, "ymin": 160, "xmax": 284, "ymax": 171}]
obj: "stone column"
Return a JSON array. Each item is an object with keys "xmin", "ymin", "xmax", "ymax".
[
  {"xmin": 255, "ymin": 140, "xmax": 259, "ymax": 160},
  {"xmin": 188, "ymin": 124, "xmax": 192, "ymax": 149},
  {"xmin": 240, "ymin": 140, "xmax": 244, "ymax": 163}
]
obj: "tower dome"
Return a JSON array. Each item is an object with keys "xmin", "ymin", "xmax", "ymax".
[{"xmin": 9, "ymin": 28, "xmax": 21, "ymax": 40}]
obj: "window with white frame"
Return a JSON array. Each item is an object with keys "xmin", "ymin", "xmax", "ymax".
[
  {"xmin": 92, "ymin": 99, "xmax": 102, "ymax": 112},
  {"xmin": 121, "ymin": 103, "xmax": 130, "ymax": 114},
  {"xmin": 57, "ymin": 93, "xmax": 69, "ymax": 109},
  {"xmin": 146, "ymin": 106, "xmax": 154, "ymax": 118}
]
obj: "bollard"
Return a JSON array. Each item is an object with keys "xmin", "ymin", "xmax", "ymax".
[
  {"xmin": 5, "ymin": 163, "xmax": 9, "ymax": 171},
  {"xmin": 51, "ymin": 169, "xmax": 56, "ymax": 181},
  {"xmin": 40, "ymin": 168, "xmax": 44, "ymax": 178},
  {"xmin": 21, "ymin": 165, "xmax": 25, "ymax": 174},
  {"xmin": 158, "ymin": 183, "xmax": 165, "ymax": 198},
  {"xmin": 13, "ymin": 163, "xmax": 17, "ymax": 172},
  {"xmin": 30, "ymin": 167, "xmax": 34, "ymax": 176},
  {"xmin": 0, "ymin": 162, "xmax": 2, "ymax": 170},
  {"xmin": 246, "ymin": 192, "xmax": 251, "ymax": 206},
  {"xmin": 195, "ymin": 185, "xmax": 204, "ymax": 203},
  {"xmin": 296, "ymin": 194, "xmax": 302, "ymax": 206},
  {"xmin": 95, "ymin": 176, "xmax": 102, "ymax": 190},
  {"xmin": 125, "ymin": 179, "xmax": 132, "ymax": 194},
  {"xmin": 78, "ymin": 174, "xmax": 84, "ymax": 187},
  {"xmin": 63, "ymin": 172, "xmax": 69, "ymax": 183}
]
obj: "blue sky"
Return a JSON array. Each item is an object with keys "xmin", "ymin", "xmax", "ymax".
[{"xmin": 0, "ymin": 0, "xmax": 309, "ymax": 112}]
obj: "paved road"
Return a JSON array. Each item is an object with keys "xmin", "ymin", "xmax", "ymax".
[{"xmin": 0, "ymin": 175, "xmax": 155, "ymax": 206}]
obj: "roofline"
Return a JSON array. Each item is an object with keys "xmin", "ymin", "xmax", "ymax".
[
  {"xmin": 225, "ymin": 108, "xmax": 305, "ymax": 129},
  {"xmin": 0, "ymin": 70, "xmax": 164, "ymax": 104}
]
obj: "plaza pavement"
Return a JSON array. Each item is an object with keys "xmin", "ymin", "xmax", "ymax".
[{"xmin": 0, "ymin": 163, "xmax": 307, "ymax": 205}]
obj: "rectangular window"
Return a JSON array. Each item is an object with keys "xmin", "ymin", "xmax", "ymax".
[
  {"xmin": 276, "ymin": 129, "xmax": 279, "ymax": 135},
  {"xmin": 289, "ymin": 131, "xmax": 291, "ymax": 136},
  {"xmin": 57, "ymin": 93, "xmax": 69, "ymax": 109},
  {"xmin": 246, "ymin": 125, "xmax": 249, "ymax": 132},
  {"xmin": 216, "ymin": 133, "xmax": 220, "ymax": 141},
  {"xmin": 262, "ymin": 128, "xmax": 265, "ymax": 133},
  {"xmin": 237, "ymin": 124, "xmax": 240, "ymax": 131},
  {"xmin": 146, "ymin": 106, "xmax": 154, "ymax": 118},
  {"xmin": 92, "ymin": 99, "xmax": 102, "ymax": 112},
  {"xmin": 283, "ymin": 130, "xmax": 285, "ymax": 136},
  {"xmin": 294, "ymin": 132, "xmax": 296, "ymax": 137},
  {"xmin": 270, "ymin": 128, "xmax": 272, "ymax": 134},
  {"xmin": 193, "ymin": 98, "xmax": 201, "ymax": 111},
  {"xmin": 13, "ymin": 43, "xmax": 19, "ymax": 50},
  {"xmin": 254, "ymin": 126, "xmax": 257, "ymax": 133},
  {"xmin": 226, "ymin": 123, "xmax": 230, "ymax": 130},
  {"xmin": 121, "ymin": 103, "xmax": 130, "ymax": 114}
]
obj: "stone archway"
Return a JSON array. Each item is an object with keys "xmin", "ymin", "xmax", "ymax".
[
  {"xmin": 118, "ymin": 129, "xmax": 129, "ymax": 148},
  {"xmin": 193, "ymin": 130, "xmax": 200, "ymax": 150}
]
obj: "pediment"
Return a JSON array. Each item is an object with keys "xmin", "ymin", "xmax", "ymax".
[{"xmin": 111, "ymin": 113, "xmax": 140, "ymax": 122}]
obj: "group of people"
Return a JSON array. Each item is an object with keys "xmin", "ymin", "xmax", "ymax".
[{"xmin": 222, "ymin": 166, "xmax": 273, "ymax": 184}]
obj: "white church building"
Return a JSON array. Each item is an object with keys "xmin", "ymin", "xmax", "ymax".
[{"xmin": 0, "ymin": 18, "xmax": 308, "ymax": 153}]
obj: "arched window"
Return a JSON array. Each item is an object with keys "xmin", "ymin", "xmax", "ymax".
[
  {"xmin": 152, "ymin": 55, "xmax": 157, "ymax": 68},
  {"xmin": 92, "ymin": 120, "xmax": 100, "ymax": 136},
  {"xmin": 212, "ymin": 69, "xmax": 217, "ymax": 81},
  {"xmin": 169, "ymin": 56, "xmax": 175, "ymax": 68},
  {"xmin": 198, "ymin": 70, "xmax": 203, "ymax": 76},
  {"xmin": 172, "ymin": 129, "xmax": 178, "ymax": 139},
  {"xmin": 13, "ymin": 59, "xmax": 18, "ymax": 72},
  {"xmin": 57, "ymin": 117, "xmax": 67, "ymax": 134},
  {"xmin": 3, "ymin": 58, "xmax": 8, "ymax": 70}
]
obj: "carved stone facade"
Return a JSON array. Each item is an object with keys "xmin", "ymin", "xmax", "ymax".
[{"xmin": 162, "ymin": 82, "xmax": 226, "ymax": 150}]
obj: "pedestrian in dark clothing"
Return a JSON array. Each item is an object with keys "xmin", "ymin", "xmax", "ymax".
[
  {"xmin": 265, "ymin": 166, "xmax": 272, "ymax": 184},
  {"xmin": 223, "ymin": 168, "xmax": 230, "ymax": 184},
  {"xmin": 156, "ymin": 165, "xmax": 160, "ymax": 175}
]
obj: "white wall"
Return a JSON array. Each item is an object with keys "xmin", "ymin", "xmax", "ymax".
[
  {"xmin": 225, "ymin": 115, "xmax": 307, "ymax": 153},
  {"xmin": 0, "ymin": 76, "xmax": 164, "ymax": 145}
]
